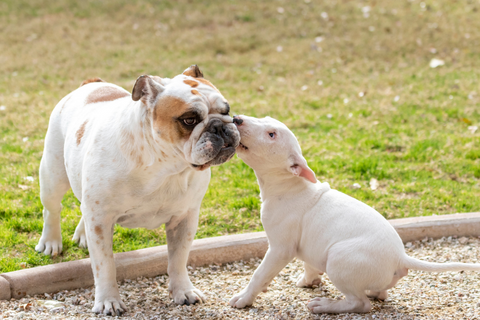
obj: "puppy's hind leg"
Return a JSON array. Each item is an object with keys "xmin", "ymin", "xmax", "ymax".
[
  {"xmin": 35, "ymin": 147, "xmax": 70, "ymax": 256},
  {"xmin": 308, "ymin": 268, "xmax": 371, "ymax": 314},
  {"xmin": 296, "ymin": 262, "xmax": 323, "ymax": 288},
  {"xmin": 308, "ymin": 247, "xmax": 372, "ymax": 314},
  {"xmin": 366, "ymin": 267, "xmax": 407, "ymax": 301},
  {"xmin": 365, "ymin": 290, "xmax": 388, "ymax": 300},
  {"xmin": 308, "ymin": 290, "xmax": 371, "ymax": 314}
]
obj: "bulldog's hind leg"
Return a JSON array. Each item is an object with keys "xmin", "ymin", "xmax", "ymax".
[
  {"xmin": 72, "ymin": 216, "xmax": 88, "ymax": 248},
  {"xmin": 35, "ymin": 148, "xmax": 70, "ymax": 256},
  {"xmin": 296, "ymin": 261, "xmax": 323, "ymax": 288},
  {"xmin": 166, "ymin": 209, "xmax": 206, "ymax": 305}
]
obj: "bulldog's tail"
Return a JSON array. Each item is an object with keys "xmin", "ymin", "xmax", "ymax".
[{"xmin": 404, "ymin": 255, "xmax": 480, "ymax": 272}]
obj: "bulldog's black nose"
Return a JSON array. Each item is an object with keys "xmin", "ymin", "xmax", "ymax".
[{"xmin": 233, "ymin": 115, "xmax": 243, "ymax": 125}]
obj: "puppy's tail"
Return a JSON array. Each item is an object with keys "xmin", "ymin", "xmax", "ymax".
[{"xmin": 403, "ymin": 255, "xmax": 480, "ymax": 272}]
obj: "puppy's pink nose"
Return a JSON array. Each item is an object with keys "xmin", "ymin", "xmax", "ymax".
[{"xmin": 233, "ymin": 115, "xmax": 243, "ymax": 126}]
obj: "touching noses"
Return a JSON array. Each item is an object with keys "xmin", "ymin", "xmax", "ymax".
[{"xmin": 233, "ymin": 115, "xmax": 243, "ymax": 126}]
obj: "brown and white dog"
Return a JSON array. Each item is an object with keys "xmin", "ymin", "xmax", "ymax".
[{"xmin": 35, "ymin": 65, "xmax": 240, "ymax": 315}]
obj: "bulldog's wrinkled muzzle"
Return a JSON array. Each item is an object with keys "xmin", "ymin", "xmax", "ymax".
[{"xmin": 190, "ymin": 118, "xmax": 240, "ymax": 170}]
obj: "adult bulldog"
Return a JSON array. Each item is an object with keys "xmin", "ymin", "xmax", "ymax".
[{"xmin": 35, "ymin": 65, "xmax": 240, "ymax": 315}]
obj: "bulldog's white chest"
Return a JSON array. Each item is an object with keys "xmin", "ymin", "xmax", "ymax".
[{"xmin": 114, "ymin": 169, "xmax": 210, "ymax": 229}]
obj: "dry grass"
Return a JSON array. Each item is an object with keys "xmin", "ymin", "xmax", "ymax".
[{"xmin": 0, "ymin": 0, "xmax": 479, "ymax": 272}]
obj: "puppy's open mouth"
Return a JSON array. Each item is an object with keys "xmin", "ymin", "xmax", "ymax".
[{"xmin": 238, "ymin": 142, "xmax": 248, "ymax": 151}]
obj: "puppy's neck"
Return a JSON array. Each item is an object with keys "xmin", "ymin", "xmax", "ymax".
[{"xmin": 253, "ymin": 168, "xmax": 313, "ymax": 201}]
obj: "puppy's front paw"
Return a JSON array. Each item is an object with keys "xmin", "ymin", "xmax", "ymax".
[
  {"xmin": 92, "ymin": 296, "xmax": 127, "ymax": 316},
  {"xmin": 35, "ymin": 235, "xmax": 63, "ymax": 257},
  {"xmin": 296, "ymin": 273, "xmax": 322, "ymax": 288},
  {"xmin": 229, "ymin": 291, "xmax": 255, "ymax": 308},
  {"xmin": 170, "ymin": 286, "xmax": 206, "ymax": 305}
]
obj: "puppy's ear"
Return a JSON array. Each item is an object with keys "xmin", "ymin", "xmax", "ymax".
[
  {"xmin": 289, "ymin": 154, "xmax": 317, "ymax": 183},
  {"xmin": 182, "ymin": 65, "xmax": 204, "ymax": 78},
  {"xmin": 132, "ymin": 75, "xmax": 165, "ymax": 106}
]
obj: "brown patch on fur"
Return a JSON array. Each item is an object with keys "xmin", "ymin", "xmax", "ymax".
[
  {"xmin": 196, "ymin": 78, "xmax": 220, "ymax": 92},
  {"xmin": 59, "ymin": 95, "xmax": 72, "ymax": 114},
  {"xmin": 86, "ymin": 86, "xmax": 129, "ymax": 104},
  {"xmin": 96, "ymin": 265, "xmax": 100, "ymax": 271},
  {"xmin": 76, "ymin": 120, "xmax": 88, "ymax": 146},
  {"xmin": 94, "ymin": 225, "xmax": 104, "ymax": 239},
  {"xmin": 184, "ymin": 80, "xmax": 199, "ymax": 88},
  {"xmin": 81, "ymin": 77, "xmax": 104, "ymax": 87},
  {"xmin": 191, "ymin": 89, "xmax": 201, "ymax": 96},
  {"xmin": 160, "ymin": 150, "xmax": 168, "ymax": 158},
  {"xmin": 95, "ymin": 201, "xmax": 99, "ymax": 205},
  {"xmin": 153, "ymin": 96, "xmax": 193, "ymax": 143}
]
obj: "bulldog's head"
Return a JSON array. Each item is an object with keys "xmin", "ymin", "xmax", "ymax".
[
  {"xmin": 132, "ymin": 65, "xmax": 240, "ymax": 171},
  {"xmin": 233, "ymin": 115, "xmax": 317, "ymax": 183}
]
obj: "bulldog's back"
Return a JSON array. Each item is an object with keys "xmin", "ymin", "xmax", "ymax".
[{"xmin": 49, "ymin": 82, "xmax": 131, "ymax": 142}]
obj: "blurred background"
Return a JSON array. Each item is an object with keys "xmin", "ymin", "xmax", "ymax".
[{"xmin": 0, "ymin": 0, "xmax": 479, "ymax": 272}]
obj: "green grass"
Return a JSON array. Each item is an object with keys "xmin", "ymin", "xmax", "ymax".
[{"xmin": 1, "ymin": 0, "xmax": 479, "ymax": 272}]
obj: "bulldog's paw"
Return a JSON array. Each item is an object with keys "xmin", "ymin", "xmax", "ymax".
[
  {"xmin": 72, "ymin": 223, "xmax": 87, "ymax": 248},
  {"xmin": 296, "ymin": 273, "xmax": 322, "ymax": 288},
  {"xmin": 92, "ymin": 296, "xmax": 127, "ymax": 316},
  {"xmin": 170, "ymin": 286, "xmax": 206, "ymax": 305},
  {"xmin": 229, "ymin": 290, "xmax": 255, "ymax": 308},
  {"xmin": 35, "ymin": 235, "xmax": 63, "ymax": 257}
]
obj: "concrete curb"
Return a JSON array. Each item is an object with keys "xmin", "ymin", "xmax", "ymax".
[{"xmin": 1, "ymin": 212, "xmax": 479, "ymax": 300}]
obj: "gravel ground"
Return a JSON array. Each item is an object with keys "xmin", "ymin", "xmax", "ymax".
[{"xmin": 2, "ymin": 236, "xmax": 480, "ymax": 320}]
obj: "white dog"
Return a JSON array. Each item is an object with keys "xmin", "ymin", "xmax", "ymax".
[
  {"xmin": 229, "ymin": 115, "xmax": 480, "ymax": 314},
  {"xmin": 35, "ymin": 65, "xmax": 240, "ymax": 315}
]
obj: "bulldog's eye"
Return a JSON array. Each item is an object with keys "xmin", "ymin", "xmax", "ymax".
[
  {"xmin": 268, "ymin": 132, "xmax": 276, "ymax": 139},
  {"xmin": 183, "ymin": 118, "xmax": 197, "ymax": 126}
]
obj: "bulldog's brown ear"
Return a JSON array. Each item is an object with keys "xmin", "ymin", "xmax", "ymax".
[
  {"xmin": 132, "ymin": 75, "xmax": 165, "ymax": 105},
  {"xmin": 182, "ymin": 65, "xmax": 204, "ymax": 78}
]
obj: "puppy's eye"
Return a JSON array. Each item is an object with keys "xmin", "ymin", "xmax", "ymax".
[
  {"xmin": 268, "ymin": 132, "xmax": 276, "ymax": 138},
  {"xmin": 183, "ymin": 118, "xmax": 197, "ymax": 126}
]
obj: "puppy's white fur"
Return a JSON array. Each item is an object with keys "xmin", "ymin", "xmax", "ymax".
[{"xmin": 230, "ymin": 115, "xmax": 480, "ymax": 314}]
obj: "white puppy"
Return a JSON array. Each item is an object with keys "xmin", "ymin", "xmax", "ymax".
[
  {"xmin": 35, "ymin": 65, "xmax": 240, "ymax": 315},
  {"xmin": 229, "ymin": 115, "xmax": 480, "ymax": 314}
]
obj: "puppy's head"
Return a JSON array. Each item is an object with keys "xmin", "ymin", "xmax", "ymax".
[
  {"xmin": 233, "ymin": 115, "xmax": 316, "ymax": 183},
  {"xmin": 132, "ymin": 65, "xmax": 240, "ymax": 170}
]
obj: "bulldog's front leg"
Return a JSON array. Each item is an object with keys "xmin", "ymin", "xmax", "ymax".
[
  {"xmin": 166, "ymin": 210, "xmax": 206, "ymax": 305},
  {"xmin": 230, "ymin": 248, "xmax": 293, "ymax": 308},
  {"xmin": 83, "ymin": 209, "xmax": 127, "ymax": 316}
]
